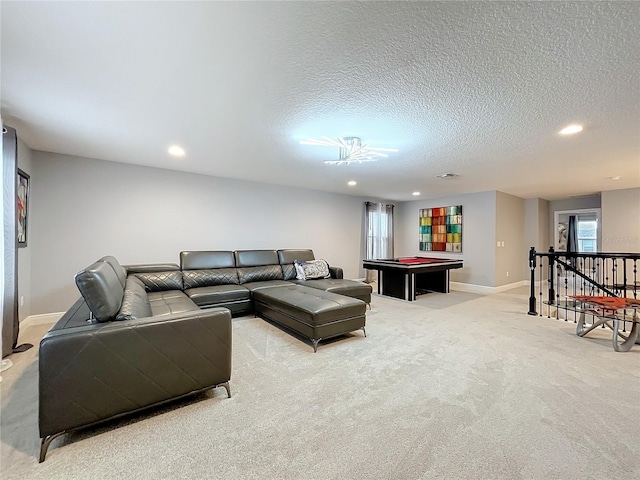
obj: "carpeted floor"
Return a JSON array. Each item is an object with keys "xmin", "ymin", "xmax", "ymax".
[{"xmin": 1, "ymin": 287, "xmax": 639, "ymax": 479}]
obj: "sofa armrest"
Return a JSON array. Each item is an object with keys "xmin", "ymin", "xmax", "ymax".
[
  {"xmin": 39, "ymin": 308, "xmax": 232, "ymax": 439},
  {"xmin": 329, "ymin": 266, "xmax": 344, "ymax": 279}
]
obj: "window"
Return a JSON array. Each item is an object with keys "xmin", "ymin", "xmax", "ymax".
[
  {"xmin": 364, "ymin": 202, "xmax": 394, "ymax": 283},
  {"xmin": 367, "ymin": 209, "xmax": 392, "ymax": 260},
  {"xmin": 577, "ymin": 220, "xmax": 597, "ymax": 253}
]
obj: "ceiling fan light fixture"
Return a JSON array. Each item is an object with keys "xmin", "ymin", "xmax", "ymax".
[{"xmin": 301, "ymin": 136, "xmax": 397, "ymax": 165}]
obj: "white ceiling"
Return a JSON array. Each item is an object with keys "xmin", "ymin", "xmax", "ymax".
[{"xmin": 2, "ymin": 1, "xmax": 639, "ymax": 201}]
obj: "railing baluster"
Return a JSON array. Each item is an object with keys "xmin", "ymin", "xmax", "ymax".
[
  {"xmin": 563, "ymin": 253, "xmax": 569, "ymax": 321},
  {"xmin": 633, "ymin": 259, "xmax": 637, "ymax": 300},
  {"xmin": 539, "ymin": 254, "xmax": 544, "ymax": 317},
  {"xmin": 555, "ymin": 256, "xmax": 561, "ymax": 320},
  {"xmin": 548, "ymin": 247, "xmax": 555, "ymax": 305},
  {"xmin": 579, "ymin": 257, "xmax": 585, "ymax": 297}
]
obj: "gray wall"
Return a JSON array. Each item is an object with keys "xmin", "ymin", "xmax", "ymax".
[
  {"xmin": 601, "ymin": 188, "xmax": 640, "ymax": 253},
  {"xmin": 30, "ymin": 152, "xmax": 373, "ymax": 315},
  {"xmin": 17, "ymin": 137, "xmax": 32, "ymax": 321},
  {"xmin": 25, "ymin": 148, "xmax": 640, "ymax": 315},
  {"xmin": 537, "ymin": 199, "xmax": 550, "ymax": 253},
  {"xmin": 396, "ymin": 191, "xmax": 497, "ymax": 287},
  {"xmin": 495, "ymin": 191, "xmax": 526, "ymax": 285},
  {"xmin": 524, "ymin": 198, "xmax": 550, "ymax": 281},
  {"xmin": 524, "ymin": 198, "xmax": 550, "ymax": 253}
]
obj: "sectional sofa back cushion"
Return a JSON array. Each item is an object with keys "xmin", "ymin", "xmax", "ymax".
[
  {"xmin": 235, "ymin": 250, "xmax": 284, "ymax": 284},
  {"xmin": 116, "ymin": 276, "xmax": 152, "ymax": 321},
  {"xmin": 180, "ymin": 251, "xmax": 240, "ymax": 288},
  {"xmin": 278, "ymin": 249, "xmax": 315, "ymax": 280},
  {"xmin": 75, "ymin": 260, "xmax": 124, "ymax": 322},
  {"xmin": 180, "ymin": 251, "xmax": 236, "ymax": 270},
  {"xmin": 99, "ymin": 255, "xmax": 127, "ymax": 288},
  {"xmin": 134, "ymin": 270, "xmax": 184, "ymax": 292}
]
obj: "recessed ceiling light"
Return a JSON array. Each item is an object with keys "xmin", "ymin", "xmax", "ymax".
[
  {"xmin": 435, "ymin": 173, "xmax": 457, "ymax": 179},
  {"xmin": 348, "ymin": 180, "xmax": 357, "ymax": 186},
  {"xmin": 559, "ymin": 124, "xmax": 583, "ymax": 135},
  {"xmin": 607, "ymin": 176, "xmax": 621, "ymax": 181},
  {"xmin": 168, "ymin": 145, "xmax": 186, "ymax": 157},
  {"xmin": 412, "ymin": 191, "xmax": 420, "ymax": 196}
]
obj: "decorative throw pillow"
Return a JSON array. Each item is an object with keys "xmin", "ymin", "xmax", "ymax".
[{"xmin": 294, "ymin": 259, "xmax": 331, "ymax": 280}]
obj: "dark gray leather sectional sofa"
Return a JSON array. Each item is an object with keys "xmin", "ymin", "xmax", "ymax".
[{"xmin": 38, "ymin": 249, "xmax": 371, "ymax": 462}]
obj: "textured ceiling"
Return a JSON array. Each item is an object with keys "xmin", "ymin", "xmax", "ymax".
[{"xmin": 1, "ymin": 1, "xmax": 639, "ymax": 201}]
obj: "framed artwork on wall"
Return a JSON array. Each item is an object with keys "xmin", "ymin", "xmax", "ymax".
[
  {"xmin": 17, "ymin": 168, "xmax": 29, "ymax": 247},
  {"xmin": 419, "ymin": 205, "xmax": 462, "ymax": 252}
]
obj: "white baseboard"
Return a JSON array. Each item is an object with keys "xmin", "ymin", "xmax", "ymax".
[
  {"xmin": 451, "ymin": 280, "xmax": 528, "ymax": 295},
  {"xmin": 493, "ymin": 280, "xmax": 528, "ymax": 292},
  {"xmin": 20, "ymin": 312, "xmax": 63, "ymax": 330}
]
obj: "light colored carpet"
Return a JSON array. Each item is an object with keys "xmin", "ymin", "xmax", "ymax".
[{"xmin": 2, "ymin": 287, "xmax": 639, "ymax": 479}]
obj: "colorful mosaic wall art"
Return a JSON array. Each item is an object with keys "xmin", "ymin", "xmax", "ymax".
[{"xmin": 419, "ymin": 205, "xmax": 462, "ymax": 252}]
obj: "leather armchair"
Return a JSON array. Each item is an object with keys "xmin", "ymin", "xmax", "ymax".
[
  {"xmin": 38, "ymin": 256, "xmax": 233, "ymax": 462},
  {"xmin": 39, "ymin": 304, "xmax": 231, "ymax": 462}
]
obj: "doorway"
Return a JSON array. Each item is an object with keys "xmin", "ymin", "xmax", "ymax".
[{"xmin": 554, "ymin": 208, "xmax": 602, "ymax": 253}]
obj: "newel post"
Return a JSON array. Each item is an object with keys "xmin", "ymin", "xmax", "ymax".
[{"xmin": 528, "ymin": 247, "xmax": 537, "ymax": 315}]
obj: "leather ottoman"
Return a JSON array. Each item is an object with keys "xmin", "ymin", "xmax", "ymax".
[
  {"xmin": 292, "ymin": 278, "xmax": 372, "ymax": 304},
  {"xmin": 253, "ymin": 285, "xmax": 367, "ymax": 352}
]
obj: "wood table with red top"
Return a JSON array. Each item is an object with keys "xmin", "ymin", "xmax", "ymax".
[
  {"xmin": 363, "ymin": 256, "xmax": 463, "ymax": 301},
  {"xmin": 569, "ymin": 295, "xmax": 640, "ymax": 352}
]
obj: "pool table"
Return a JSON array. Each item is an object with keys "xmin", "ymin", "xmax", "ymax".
[{"xmin": 362, "ymin": 256, "xmax": 463, "ymax": 301}]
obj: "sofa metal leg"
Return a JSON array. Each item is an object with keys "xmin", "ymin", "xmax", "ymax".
[
  {"xmin": 218, "ymin": 381, "xmax": 231, "ymax": 398},
  {"xmin": 39, "ymin": 431, "xmax": 65, "ymax": 463},
  {"xmin": 311, "ymin": 339, "xmax": 320, "ymax": 353},
  {"xmin": 362, "ymin": 326, "xmax": 367, "ymax": 338}
]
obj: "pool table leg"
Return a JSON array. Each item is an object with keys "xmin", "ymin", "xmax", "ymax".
[{"xmin": 405, "ymin": 272, "xmax": 415, "ymax": 301}]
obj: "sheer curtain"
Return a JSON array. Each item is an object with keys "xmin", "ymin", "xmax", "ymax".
[{"xmin": 364, "ymin": 202, "xmax": 394, "ymax": 283}]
